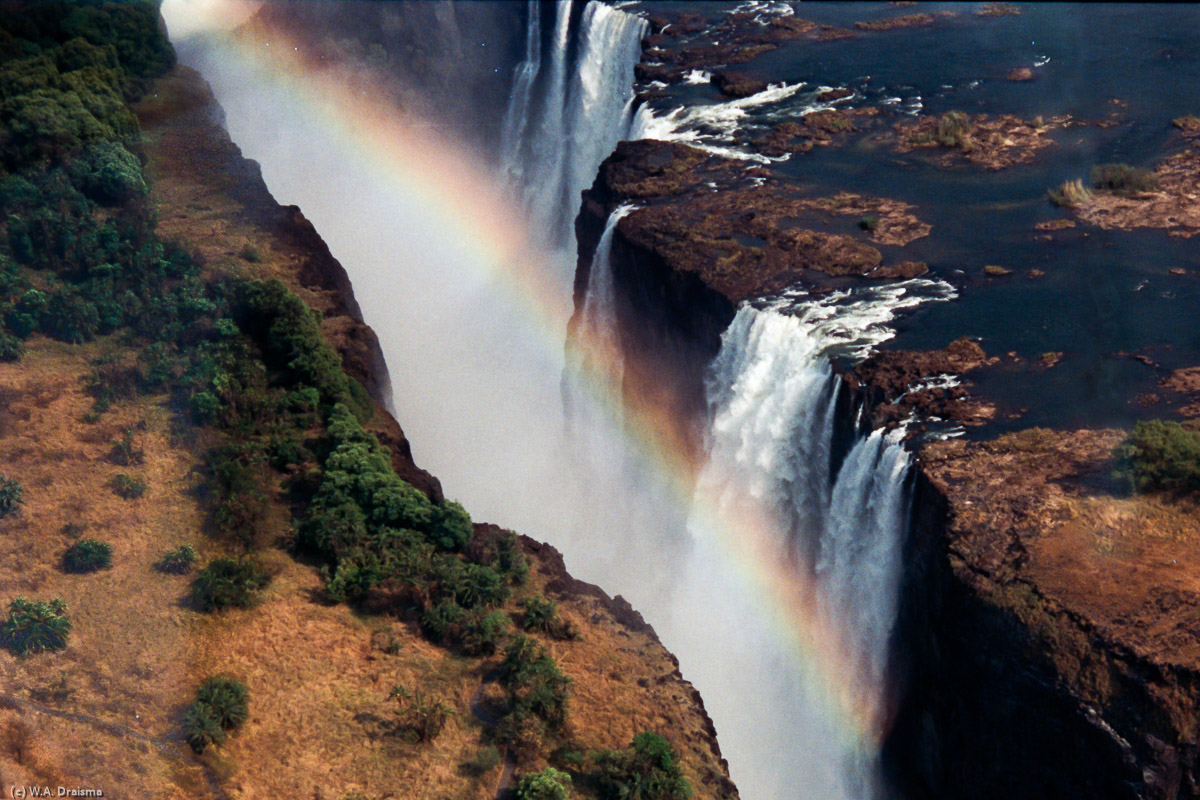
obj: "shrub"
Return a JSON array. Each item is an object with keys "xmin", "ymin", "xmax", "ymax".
[
  {"xmin": 239, "ymin": 243, "xmax": 261, "ymax": 263},
  {"xmin": 61, "ymin": 539, "xmax": 112, "ymax": 573},
  {"xmin": 196, "ymin": 676, "xmax": 250, "ymax": 728},
  {"xmin": 594, "ymin": 732, "xmax": 693, "ymax": 800},
  {"xmin": 934, "ymin": 111, "xmax": 973, "ymax": 149},
  {"xmin": 515, "ymin": 767, "xmax": 572, "ymax": 800},
  {"xmin": 1114, "ymin": 420, "xmax": 1200, "ymax": 494},
  {"xmin": 454, "ymin": 563, "xmax": 510, "ymax": 609},
  {"xmin": 462, "ymin": 610, "xmax": 510, "ymax": 656},
  {"xmin": 0, "ymin": 475, "xmax": 23, "ymax": 518},
  {"xmin": 499, "ymin": 636, "xmax": 571, "ymax": 728},
  {"xmin": 109, "ymin": 428, "xmax": 145, "ymax": 466},
  {"xmin": 2, "ymin": 597, "xmax": 70, "ymax": 654},
  {"xmin": 1048, "ymin": 178, "xmax": 1093, "ymax": 208},
  {"xmin": 496, "ymin": 711, "xmax": 545, "ymax": 765},
  {"xmin": 41, "ymin": 289, "xmax": 100, "ymax": 344},
  {"xmin": 111, "ymin": 473, "xmax": 147, "ymax": 499},
  {"xmin": 429, "ymin": 500, "xmax": 473, "ymax": 551},
  {"xmin": 183, "ymin": 702, "xmax": 225, "ymax": 754},
  {"xmin": 0, "ymin": 332, "xmax": 23, "ymax": 362},
  {"xmin": 1091, "ymin": 163, "xmax": 1157, "ymax": 195},
  {"xmin": 521, "ymin": 596, "xmax": 559, "ymax": 633},
  {"xmin": 184, "ymin": 676, "xmax": 248, "ymax": 753},
  {"xmin": 387, "ymin": 686, "xmax": 455, "ymax": 743},
  {"xmin": 520, "ymin": 596, "xmax": 580, "ymax": 640},
  {"xmin": 156, "ymin": 544, "xmax": 198, "ymax": 575},
  {"xmin": 69, "ymin": 141, "xmax": 147, "ymax": 204},
  {"xmin": 858, "ymin": 215, "xmax": 879, "ymax": 232},
  {"xmin": 192, "ymin": 557, "xmax": 270, "ymax": 611},
  {"xmin": 420, "ymin": 599, "xmax": 466, "ymax": 644},
  {"xmin": 464, "ymin": 745, "xmax": 503, "ymax": 777}
]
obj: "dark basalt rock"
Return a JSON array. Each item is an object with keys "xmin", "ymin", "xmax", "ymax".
[
  {"xmin": 710, "ymin": 70, "xmax": 767, "ymax": 98},
  {"xmin": 847, "ymin": 338, "xmax": 996, "ymax": 429}
]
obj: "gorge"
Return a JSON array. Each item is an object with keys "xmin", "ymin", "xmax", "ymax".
[{"xmin": 1, "ymin": 2, "xmax": 1195, "ymax": 799}]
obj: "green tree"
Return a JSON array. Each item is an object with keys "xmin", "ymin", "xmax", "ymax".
[
  {"xmin": 0, "ymin": 474, "xmax": 23, "ymax": 518},
  {"xmin": 515, "ymin": 767, "xmax": 573, "ymax": 800},
  {"xmin": 594, "ymin": 732, "xmax": 693, "ymax": 800},
  {"xmin": 2, "ymin": 596, "xmax": 70, "ymax": 654}
]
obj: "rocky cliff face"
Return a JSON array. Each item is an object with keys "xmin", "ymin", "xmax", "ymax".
[
  {"xmin": 576, "ymin": 134, "xmax": 1200, "ymax": 800},
  {"xmin": 889, "ymin": 429, "xmax": 1200, "ymax": 800}
]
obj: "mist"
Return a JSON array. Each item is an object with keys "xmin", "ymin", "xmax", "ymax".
[{"xmin": 163, "ymin": 4, "xmax": 889, "ymax": 797}]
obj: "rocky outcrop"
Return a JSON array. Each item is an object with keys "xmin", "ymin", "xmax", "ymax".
[
  {"xmin": 573, "ymin": 139, "xmax": 933, "ymax": 455},
  {"xmin": 1071, "ymin": 145, "xmax": 1200, "ymax": 239},
  {"xmin": 891, "ymin": 112, "xmax": 1074, "ymax": 170},
  {"xmin": 888, "ymin": 429, "xmax": 1200, "ymax": 800},
  {"xmin": 847, "ymin": 338, "xmax": 997, "ymax": 430}
]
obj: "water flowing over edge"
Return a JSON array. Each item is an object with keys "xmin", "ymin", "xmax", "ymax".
[
  {"xmin": 688, "ymin": 279, "xmax": 955, "ymax": 798},
  {"xmin": 500, "ymin": 1, "xmax": 648, "ymax": 247}
]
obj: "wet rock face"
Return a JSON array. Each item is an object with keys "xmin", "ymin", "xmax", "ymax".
[
  {"xmin": 710, "ymin": 70, "xmax": 766, "ymax": 98},
  {"xmin": 573, "ymin": 138, "xmax": 935, "ymax": 456},
  {"xmin": 847, "ymin": 338, "xmax": 996, "ymax": 430}
]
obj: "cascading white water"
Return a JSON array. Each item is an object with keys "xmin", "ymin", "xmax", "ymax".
[
  {"xmin": 688, "ymin": 283, "xmax": 952, "ymax": 799},
  {"xmin": 498, "ymin": 0, "xmax": 541, "ymax": 182},
  {"xmin": 168, "ymin": 2, "xmax": 956, "ymax": 797},
  {"xmin": 577, "ymin": 203, "xmax": 637, "ymax": 385},
  {"xmin": 500, "ymin": 1, "xmax": 647, "ymax": 246}
]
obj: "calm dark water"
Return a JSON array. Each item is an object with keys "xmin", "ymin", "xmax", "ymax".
[{"xmin": 632, "ymin": 2, "xmax": 1200, "ymax": 432}]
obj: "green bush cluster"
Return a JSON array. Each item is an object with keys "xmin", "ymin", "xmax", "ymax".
[
  {"xmin": 236, "ymin": 279, "xmax": 364, "ymax": 413},
  {"xmin": 1114, "ymin": 420, "xmax": 1200, "ymax": 494},
  {"xmin": 183, "ymin": 676, "xmax": 249, "ymax": 754},
  {"xmin": 111, "ymin": 472, "xmax": 146, "ymax": 499},
  {"xmin": 2, "ymin": 596, "xmax": 70, "ymax": 654},
  {"xmin": 192, "ymin": 557, "xmax": 271, "ymax": 611},
  {"xmin": 515, "ymin": 767, "xmax": 572, "ymax": 800},
  {"xmin": 387, "ymin": 685, "xmax": 455, "ymax": 744},
  {"xmin": 61, "ymin": 538, "xmax": 112, "ymax": 573},
  {"xmin": 499, "ymin": 635, "xmax": 572, "ymax": 729},
  {"xmin": 301, "ymin": 404, "xmax": 527, "ymax": 653},
  {"xmin": 1091, "ymin": 163, "xmax": 1157, "ymax": 196},
  {"xmin": 594, "ymin": 732, "xmax": 693, "ymax": 800},
  {"xmin": 521, "ymin": 595, "xmax": 579, "ymax": 641},
  {"xmin": 0, "ymin": 474, "xmax": 23, "ymax": 518},
  {"xmin": 156, "ymin": 544, "xmax": 198, "ymax": 575}
]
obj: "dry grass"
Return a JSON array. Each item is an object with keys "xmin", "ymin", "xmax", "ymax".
[{"xmin": 0, "ymin": 65, "xmax": 738, "ymax": 800}]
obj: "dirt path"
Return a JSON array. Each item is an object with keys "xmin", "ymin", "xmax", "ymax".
[
  {"xmin": 0, "ymin": 693, "xmax": 228, "ymax": 799},
  {"xmin": 468, "ymin": 670, "xmax": 518, "ymax": 799}
]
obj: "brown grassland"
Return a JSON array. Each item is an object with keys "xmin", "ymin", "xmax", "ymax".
[{"xmin": 0, "ymin": 65, "xmax": 736, "ymax": 800}]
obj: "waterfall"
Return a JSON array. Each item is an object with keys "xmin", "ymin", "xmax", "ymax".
[
  {"xmin": 689, "ymin": 282, "xmax": 952, "ymax": 799},
  {"xmin": 577, "ymin": 202, "xmax": 637, "ymax": 387},
  {"xmin": 499, "ymin": 1, "xmax": 647, "ymax": 246},
  {"xmin": 175, "ymin": 3, "xmax": 955, "ymax": 797},
  {"xmin": 498, "ymin": 0, "xmax": 541, "ymax": 183}
]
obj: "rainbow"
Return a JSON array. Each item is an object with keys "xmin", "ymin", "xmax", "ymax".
[{"xmin": 169, "ymin": 5, "xmax": 897, "ymax": 759}]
